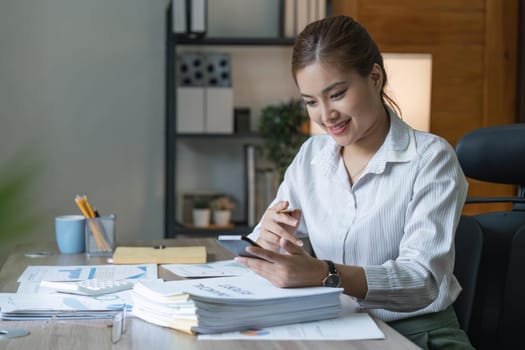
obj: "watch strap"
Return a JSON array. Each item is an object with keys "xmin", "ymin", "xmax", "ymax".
[
  {"xmin": 325, "ymin": 260, "xmax": 337, "ymax": 274},
  {"xmin": 322, "ymin": 260, "xmax": 341, "ymax": 287}
]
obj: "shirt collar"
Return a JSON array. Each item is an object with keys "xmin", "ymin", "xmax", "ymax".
[
  {"xmin": 310, "ymin": 107, "xmax": 417, "ymax": 176},
  {"xmin": 377, "ymin": 107, "xmax": 417, "ymax": 163}
]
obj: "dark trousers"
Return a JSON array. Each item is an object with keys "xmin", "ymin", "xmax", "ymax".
[{"xmin": 388, "ymin": 306, "xmax": 475, "ymax": 349}]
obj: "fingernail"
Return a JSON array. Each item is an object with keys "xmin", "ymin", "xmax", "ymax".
[{"xmin": 296, "ymin": 240, "xmax": 303, "ymax": 247}]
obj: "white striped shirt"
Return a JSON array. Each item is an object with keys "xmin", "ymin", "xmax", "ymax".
[{"xmin": 249, "ymin": 110, "xmax": 468, "ymax": 322}]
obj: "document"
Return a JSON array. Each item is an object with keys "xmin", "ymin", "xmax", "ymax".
[
  {"xmin": 162, "ymin": 260, "xmax": 251, "ymax": 278},
  {"xmin": 16, "ymin": 264, "xmax": 158, "ymax": 316},
  {"xmin": 17, "ymin": 264, "xmax": 157, "ymax": 283}
]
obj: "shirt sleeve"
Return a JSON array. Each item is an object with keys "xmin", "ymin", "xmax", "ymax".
[
  {"xmin": 248, "ymin": 140, "xmax": 310, "ymax": 241},
  {"xmin": 359, "ymin": 138, "xmax": 468, "ymax": 311}
]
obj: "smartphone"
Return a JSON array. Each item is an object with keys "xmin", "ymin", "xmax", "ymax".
[{"xmin": 217, "ymin": 235, "xmax": 263, "ymax": 259}]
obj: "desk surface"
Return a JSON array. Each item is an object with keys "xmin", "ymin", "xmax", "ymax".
[{"xmin": 0, "ymin": 239, "xmax": 418, "ymax": 350}]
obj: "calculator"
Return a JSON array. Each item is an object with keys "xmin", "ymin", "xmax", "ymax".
[{"xmin": 40, "ymin": 279, "xmax": 135, "ymax": 296}]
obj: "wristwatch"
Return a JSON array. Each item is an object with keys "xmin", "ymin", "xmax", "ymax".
[{"xmin": 322, "ymin": 260, "xmax": 341, "ymax": 287}]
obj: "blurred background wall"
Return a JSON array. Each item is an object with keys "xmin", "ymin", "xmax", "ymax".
[{"xmin": 0, "ymin": 0, "xmax": 169, "ymax": 262}]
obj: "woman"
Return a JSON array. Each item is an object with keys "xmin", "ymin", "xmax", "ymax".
[{"xmin": 236, "ymin": 16, "xmax": 472, "ymax": 349}]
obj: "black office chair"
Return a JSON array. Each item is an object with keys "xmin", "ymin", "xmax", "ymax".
[
  {"xmin": 501, "ymin": 224, "xmax": 525, "ymax": 349},
  {"xmin": 455, "ymin": 123, "xmax": 525, "ymax": 349},
  {"xmin": 453, "ymin": 215, "xmax": 483, "ymax": 334}
]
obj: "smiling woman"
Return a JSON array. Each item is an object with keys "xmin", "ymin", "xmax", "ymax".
[
  {"xmin": 307, "ymin": 53, "xmax": 433, "ymax": 136},
  {"xmin": 238, "ymin": 15, "xmax": 475, "ymax": 350},
  {"xmin": 296, "ymin": 61, "xmax": 390, "ymax": 185}
]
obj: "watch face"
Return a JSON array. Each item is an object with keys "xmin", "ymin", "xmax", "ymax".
[{"xmin": 324, "ymin": 274, "xmax": 341, "ymax": 288}]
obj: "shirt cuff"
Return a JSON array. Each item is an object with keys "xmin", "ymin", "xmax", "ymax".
[{"xmin": 362, "ymin": 265, "xmax": 393, "ymax": 304}]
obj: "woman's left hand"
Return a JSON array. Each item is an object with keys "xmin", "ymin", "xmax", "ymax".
[{"xmin": 235, "ymin": 237, "xmax": 327, "ymax": 288}]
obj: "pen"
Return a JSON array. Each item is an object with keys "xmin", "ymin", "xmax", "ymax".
[{"xmin": 279, "ymin": 208, "xmax": 295, "ymax": 215}]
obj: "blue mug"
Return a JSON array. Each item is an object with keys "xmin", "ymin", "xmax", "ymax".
[{"xmin": 55, "ymin": 215, "xmax": 86, "ymax": 254}]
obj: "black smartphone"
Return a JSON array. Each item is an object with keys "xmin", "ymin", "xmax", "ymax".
[{"xmin": 216, "ymin": 235, "xmax": 263, "ymax": 259}]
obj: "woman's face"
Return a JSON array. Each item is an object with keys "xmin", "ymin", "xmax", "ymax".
[{"xmin": 295, "ymin": 61, "xmax": 386, "ymax": 147}]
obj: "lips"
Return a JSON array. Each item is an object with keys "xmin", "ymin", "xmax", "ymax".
[{"xmin": 326, "ymin": 119, "xmax": 351, "ymax": 135}]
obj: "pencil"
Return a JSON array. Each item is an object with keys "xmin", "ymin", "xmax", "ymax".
[
  {"xmin": 75, "ymin": 195, "xmax": 106, "ymax": 250},
  {"xmin": 75, "ymin": 196, "xmax": 104, "ymax": 249},
  {"xmin": 74, "ymin": 195, "xmax": 111, "ymax": 251}
]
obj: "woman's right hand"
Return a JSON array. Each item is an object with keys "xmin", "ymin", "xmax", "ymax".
[{"xmin": 256, "ymin": 201, "xmax": 302, "ymax": 252}]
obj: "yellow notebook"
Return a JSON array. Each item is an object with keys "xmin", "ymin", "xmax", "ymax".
[{"xmin": 112, "ymin": 246, "xmax": 206, "ymax": 264}]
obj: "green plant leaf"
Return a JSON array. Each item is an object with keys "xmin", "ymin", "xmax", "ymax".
[
  {"xmin": 0, "ymin": 151, "xmax": 43, "ymax": 242},
  {"xmin": 258, "ymin": 99, "xmax": 310, "ymax": 180}
]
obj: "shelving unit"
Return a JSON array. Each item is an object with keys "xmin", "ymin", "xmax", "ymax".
[
  {"xmin": 175, "ymin": 132, "xmax": 261, "ymax": 139},
  {"xmin": 175, "ymin": 37, "xmax": 295, "ymax": 46},
  {"xmin": 164, "ymin": 2, "xmax": 295, "ymax": 238}
]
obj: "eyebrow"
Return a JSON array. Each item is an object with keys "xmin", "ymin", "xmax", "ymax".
[{"xmin": 300, "ymin": 81, "xmax": 347, "ymax": 98}]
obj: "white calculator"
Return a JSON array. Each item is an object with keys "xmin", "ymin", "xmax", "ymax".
[{"xmin": 40, "ymin": 279, "xmax": 135, "ymax": 296}]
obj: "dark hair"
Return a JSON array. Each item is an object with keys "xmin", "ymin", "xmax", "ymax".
[{"xmin": 292, "ymin": 15, "xmax": 400, "ymax": 115}]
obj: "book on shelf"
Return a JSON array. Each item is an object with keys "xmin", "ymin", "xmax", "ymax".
[
  {"xmin": 282, "ymin": 0, "xmax": 295, "ymax": 38},
  {"xmin": 172, "ymin": 0, "xmax": 187, "ymax": 35},
  {"xmin": 244, "ymin": 144, "xmax": 257, "ymax": 227},
  {"xmin": 256, "ymin": 168, "xmax": 277, "ymax": 220},
  {"xmin": 189, "ymin": 0, "xmax": 206, "ymax": 37},
  {"xmin": 282, "ymin": 0, "xmax": 327, "ymax": 38},
  {"xmin": 172, "ymin": 0, "xmax": 207, "ymax": 38},
  {"xmin": 132, "ymin": 273, "xmax": 343, "ymax": 335}
]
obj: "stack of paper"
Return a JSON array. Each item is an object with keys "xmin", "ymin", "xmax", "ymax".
[
  {"xmin": 132, "ymin": 273, "xmax": 343, "ymax": 335},
  {"xmin": 0, "ymin": 293, "xmax": 118, "ymax": 320}
]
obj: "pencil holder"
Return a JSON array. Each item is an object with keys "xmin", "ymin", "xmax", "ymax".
[{"xmin": 85, "ymin": 214, "xmax": 116, "ymax": 257}]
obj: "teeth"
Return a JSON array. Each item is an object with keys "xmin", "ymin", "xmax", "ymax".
[{"xmin": 332, "ymin": 120, "xmax": 349, "ymax": 130}]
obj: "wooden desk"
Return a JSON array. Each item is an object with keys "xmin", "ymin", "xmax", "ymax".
[{"xmin": 0, "ymin": 239, "xmax": 418, "ymax": 350}]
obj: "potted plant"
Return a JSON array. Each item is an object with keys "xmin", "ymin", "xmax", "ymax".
[
  {"xmin": 0, "ymin": 152, "xmax": 43, "ymax": 263},
  {"xmin": 258, "ymin": 99, "xmax": 310, "ymax": 181},
  {"xmin": 192, "ymin": 198, "xmax": 211, "ymax": 228},
  {"xmin": 210, "ymin": 195, "xmax": 235, "ymax": 226}
]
